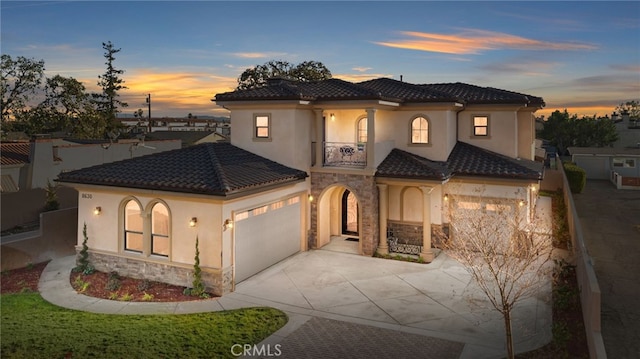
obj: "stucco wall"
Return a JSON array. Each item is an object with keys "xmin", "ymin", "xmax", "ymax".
[
  {"xmin": 458, "ymin": 108, "xmax": 522, "ymax": 158},
  {"xmin": 229, "ymin": 107, "xmax": 313, "ymax": 171}
]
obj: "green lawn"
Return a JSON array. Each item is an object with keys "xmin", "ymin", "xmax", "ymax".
[{"xmin": 1, "ymin": 293, "xmax": 287, "ymax": 359}]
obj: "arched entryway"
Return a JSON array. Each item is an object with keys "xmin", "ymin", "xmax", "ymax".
[{"xmin": 317, "ymin": 185, "xmax": 361, "ymax": 254}]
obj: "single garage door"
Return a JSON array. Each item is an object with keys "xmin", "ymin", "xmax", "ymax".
[
  {"xmin": 575, "ymin": 156, "xmax": 609, "ymax": 179},
  {"xmin": 234, "ymin": 196, "xmax": 301, "ymax": 282}
]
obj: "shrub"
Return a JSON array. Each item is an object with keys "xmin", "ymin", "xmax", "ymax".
[
  {"xmin": 563, "ymin": 162, "xmax": 586, "ymax": 193},
  {"xmin": 105, "ymin": 272, "xmax": 121, "ymax": 291},
  {"xmin": 190, "ymin": 236, "xmax": 206, "ymax": 298},
  {"xmin": 119, "ymin": 293, "xmax": 133, "ymax": 301},
  {"xmin": 74, "ymin": 223, "xmax": 94, "ymax": 274},
  {"xmin": 137, "ymin": 279, "xmax": 151, "ymax": 292},
  {"xmin": 142, "ymin": 292, "xmax": 154, "ymax": 301},
  {"xmin": 43, "ymin": 180, "xmax": 60, "ymax": 212}
]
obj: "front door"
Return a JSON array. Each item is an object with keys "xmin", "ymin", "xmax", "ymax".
[{"xmin": 341, "ymin": 190, "xmax": 358, "ymax": 236}]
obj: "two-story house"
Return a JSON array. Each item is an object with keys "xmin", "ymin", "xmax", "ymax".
[{"xmin": 57, "ymin": 77, "xmax": 545, "ymax": 296}]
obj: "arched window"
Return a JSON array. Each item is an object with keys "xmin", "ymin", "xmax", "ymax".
[
  {"xmin": 411, "ymin": 117, "xmax": 429, "ymax": 144},
  {"xmin": 357, "ymin": 117, "xmax": 367, "ymax": 143},
  {"xmin": 124, "ymin": 200, "xmax": 143, "ymax": 252},
  {"xmin": 151, "ymin": 202, "xmax": 170, "ymax": 257}
]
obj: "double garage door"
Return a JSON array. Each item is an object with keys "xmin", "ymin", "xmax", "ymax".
[{"xmin": 234, "ymin": 197, "xmax": 301, "ymax": 282}]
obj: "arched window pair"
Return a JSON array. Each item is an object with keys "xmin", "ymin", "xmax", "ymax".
[{"xmin": 124, "ymin": 199, "xmax": 170, "ymax": 257}]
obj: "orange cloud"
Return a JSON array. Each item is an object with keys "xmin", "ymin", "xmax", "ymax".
[{"xmin": 376, "ymin": 29, "xmax": 597, "ymax": 55}]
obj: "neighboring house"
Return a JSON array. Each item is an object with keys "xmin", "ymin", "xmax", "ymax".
[
  {"xmin": 1, "ymin": 138, "xmax": 181, "ymax": 232},
  {"xmin": 612, "ymin": 112, "xmax": 640, "ymax": 149},
  {"xmin": 57, "ymin": 77, "xmax": 545, "ymax": 295},
  {"xmin": 568, "ymin": 146, "xmax": 640, "ymax": 189},
  {"xmin": 145, "ymin": 130, "xmax": 228, "ymax": 147}
]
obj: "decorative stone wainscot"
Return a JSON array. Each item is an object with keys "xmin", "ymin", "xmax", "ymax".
[
  {"xmin": 386, "ymin": 222, "xmax": 450, "ymax": 250},
  {"xmin": 79, "ymin": 249, "xmax": 232, "ymax": 296},
  {"xmin": 309, "ymin": 172, "xmax": 379, "ymax": 256}
]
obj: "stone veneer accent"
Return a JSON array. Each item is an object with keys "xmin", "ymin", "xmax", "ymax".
[
  {"xmin": 387, "ymin": 221, "xmax": 449, "ymax": 249},
  {"xmin": 79, "ymin": 249, "xmax": 232, "ymax": 296},
  {"xmin": 310, "ymin": 172, "xmax": 379, "ymax": 256}
]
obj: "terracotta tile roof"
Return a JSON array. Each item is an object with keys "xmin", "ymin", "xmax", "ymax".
[
  {"xmin": 214, "ymin": 77, "xmax": 545, "ymax": 107},
  {"xmin": 376, "ymin": 142, "xmax": 543, "ymax": 181},
  {"xmin": 447, "ymin": 142, "xmax": 543, "ymax": 180},
  {"xmin": 1, "ymin": 142, "xmax": 31, "ymax": 165},
  {"xmin": 56, "ymin": 143, "xmax": 308, "ymax": 196},
  {"xmin": 376, "ymin": 149, "xmax": 451, "ymax": 180}
]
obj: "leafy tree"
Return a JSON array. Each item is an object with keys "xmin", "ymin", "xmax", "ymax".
[
  {"xmin": 540, "ymin": 110, "xmax": 618, "ymax": 154},
  {"xmin": 440, "ymin": 189, "xmax": 554, "ymax": 359},
  {"xmin": 0, "ymin": 55, "xmax": 45, "ymax": 122},
  {"xmin": 92, "ymin": 41, "xmax": 128, "ymax": 128},
  {"xmin": 237, "ymin": 60, "xmax": 331, "ymax": 90},
  {"xmin": 615, "ymin": 100, "xmax": 640, "ymax": 120}
]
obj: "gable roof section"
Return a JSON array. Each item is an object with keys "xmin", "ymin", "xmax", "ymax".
[
  {"xmin": 447, "ymin": 142, "xmax": 543, "ymax": 180},
  {"xmin": 56, "ymin": 142, "xmax": 308, "ymax": 196},
  {"xmin": 376, "ymin": 148, "xmax": 451, "ymax": 180},
  {"xmin": 1, "ymin": 142, "xmax": 31, "ymax": 165},
  {"xmin": 376, "ymin": 142, "xmax": 543, "ymax": 181},
  {"xmin": 214, "ymin": 77, "xmax": 545, "ymax": 107}
]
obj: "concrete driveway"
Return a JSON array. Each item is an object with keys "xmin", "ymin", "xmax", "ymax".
[
  {"xmin": 573, "ymin": 180, "xmax": 640, "ymax": 358},
  {"xmin": 223, "ymin": 249, "xmax": 552, "ymax": 358}
]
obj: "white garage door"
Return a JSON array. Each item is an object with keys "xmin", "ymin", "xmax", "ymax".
[
  {"xmin": 575, "ymin": 156, "xmax": 609, "ymax": 179},
  {"xmin": 234, "ymin": 196, "xmax": 301, "ymax": 282}
]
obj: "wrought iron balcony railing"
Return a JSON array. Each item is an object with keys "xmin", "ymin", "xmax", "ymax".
[{"xmin": 323, "ymin": 142, "xmax": 366, "ymax": 168}]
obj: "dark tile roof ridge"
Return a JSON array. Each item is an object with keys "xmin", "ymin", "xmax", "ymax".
[
  {"xmin": 357, "ymin": 77, "xmax": 458, "ymax": 103},
  {"xmin": 203, "ymin": 143, "xmax": 232, "ymax": 192},
  {"xmin": 422, "ymin": 82, "xmax": 544, "ymax": 105},
  {"xmin": 1, "ymin": 142, "xmax": 32, "ymax": 165}
]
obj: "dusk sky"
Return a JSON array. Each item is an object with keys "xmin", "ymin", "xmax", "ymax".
[{"xmin": 2, "ymin": 1, "xmax": 639, "ymax": 119}]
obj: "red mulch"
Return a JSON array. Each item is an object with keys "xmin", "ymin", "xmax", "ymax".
[
  {"xmin": 0, "ymin": 261, "xmax": 214, "ymax": 302},
  {"xmin": 69, "ymin": 270, "xmax": 214, "ymax": 302},
  {"xmin": 1, "ymin": 261, "xmax": 49, "ymax": 294}
]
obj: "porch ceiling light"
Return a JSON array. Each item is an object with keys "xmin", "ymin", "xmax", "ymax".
[
  {"xmin": 223, "ymin": 219, "xmax": 233, "ymax": 231},
  {"xmin": 189, "ymin": 217, "xmax": 198, "ymax": 227},
  {"xmin": 93, "ymin": 206, "xmax": 102, "ymax": 215}
]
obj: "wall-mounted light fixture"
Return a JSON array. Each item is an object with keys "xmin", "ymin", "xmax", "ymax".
[
  {"xmin": 330, "ymin": 113, "xmax": 335, "ymax": 121},
  {"xmin": 519, "ymin": 200, "xmax": 526, "ymax": 207},
  {"xmin": 531, "ymin": 186, "xmax": 537, "ymax": 192},
  {"xmin": 93, "ymin": 206, "xmax": 102, "ymax": 215},
  {"xmin": 308, "ymin": 194, "xmax": 314, "ymax": 202},
  {"xmin": 443, "ymin": 194, "xmax": 449, "ymax": 201},
  {"xmin": 223, "ymin": 219, "xmax": 234, "ymax": 231},
  {"xmin": 189, "ymin": 217, "xmax": 198, "ymax": 227}
]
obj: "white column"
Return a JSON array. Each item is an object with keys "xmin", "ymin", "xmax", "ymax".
[
  {"xmin": 377, "ymin": 184, "xmax": 389, "ymax": 255},
  {"xmin": 313, "ymin": 109, "xmax": 324, "ymax": 168},
  {"xmin": 419, "ymin": 186, "xmax": 435, "ymax": 262},
  {"xmin": 366, "ymin": 108, "xmax": 376, "ymax": 171}
]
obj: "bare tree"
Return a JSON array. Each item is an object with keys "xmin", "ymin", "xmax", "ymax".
[{"xmin": 440, "ymin": 189, "xmax": 553, "ymax": 359}]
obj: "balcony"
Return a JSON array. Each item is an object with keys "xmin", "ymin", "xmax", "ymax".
[{"xmin": 323, "ymin": 142, "xmax": 366, "ymax": 168}]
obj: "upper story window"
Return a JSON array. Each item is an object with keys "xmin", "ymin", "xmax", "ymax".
[
  {"xmin": 254, "ymin": 114, "xmax": 271, "ymax": 140},
  {"xmin": 151, "ymin": 202, "xmax": 170, "ymax": 257},
  {"xmin": 124, "ymin": 200, "xmax": 143, "ymax": 253},
  {"xmin": 411, "ymin": 116, "xmax": 430, "ymax": 144},
  {"xmin": 357, "ymin": 117, "xmax": 367, "ymax": 143},
  {"xmin": 473, "ymin": 116, "xmax": 489, "ymax": 137}
]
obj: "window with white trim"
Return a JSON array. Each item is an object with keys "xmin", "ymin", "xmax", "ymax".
[
  {"xmin": 151, "ymin": 203, "xmax": 170, "ymax": 257},
  {"xmin": 411, "ymin": 116, "xmax": 429, "ymax": 144},
  {"xmin": 613, "ymin": 158, "xmax": 636, "ymax": 168},
  {"xmin": 473, "ymin": 116, "xmax": 489, "ymax": 136},
  {"xmin": 124, "ymin": 200, "xmax": 143, "ymax": 253}
]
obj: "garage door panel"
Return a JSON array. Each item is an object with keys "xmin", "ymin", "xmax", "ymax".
[{"xmin": 235, "ymin": 200, "xmax": 301, "ymax": 282}]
